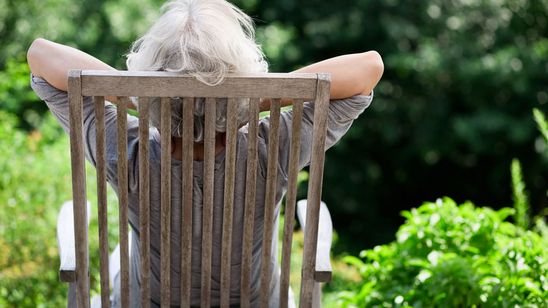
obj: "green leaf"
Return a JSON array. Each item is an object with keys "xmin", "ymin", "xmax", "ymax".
[
  {"xmin": 533, "ymin": 108, "xmax": 548, "ymax": 144},
  {"xmin": 511, "ymin": 159, "xmax": 530, "ymax": 229}
]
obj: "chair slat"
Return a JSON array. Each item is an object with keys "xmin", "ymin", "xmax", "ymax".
[
  {"xmin": 259, "ymin": 99, "xmax": 281, "ymax": 307},
  {"xmin": 68, "ymin": 70, "xmax": 90, "ymax": 308},
  {"xmin": 138, "ymin": 97, "xmax": 151, "ymax": 308},
  {"xmin": 240, "ymin": 98, "xmax": 260, "ymax": 308},
  {"xmin": 299, "ymin": 74, "xmax": 330, "ymax": 308},
  {"xmin": 279, "ymin": 99, "xmax": 304, "ymax": 308},
  {"xmin": 201, "ymin": 98, "xmax": 216, "ymax": 307},
  {"xmin": 180, "ymin": 97, "xmax": 194, "ymax": 308},
  {"xmin": 69, "ymin": 71, "xmax": 331, "ymax": 308},
  {"xmin": 94, "ymin": 96, "xmax": 110, "ymax": 308},
  {"xmin": 220, "ymin": 98, "xmax": 238, "ymax": 307},
  {"xmin": 160, "ymin": 97, "xmax": 172, "ymax": 307},
  {"xmin": 116, "ymin": 97, "xmax": 130, "ymax": 308}
]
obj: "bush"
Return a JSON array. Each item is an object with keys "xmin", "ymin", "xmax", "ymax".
[
  {"xmin": 336, "ymin": 198, "xmax": 548, "ymax": 307},
  {"xmin": 0, "ymin": 111, "xmax": 71, "ymax": 307},
  {"xmin": 0, "ymin": 111, "xmax": 120, "ymax": 307},
  {"xmin": 3, "ymin": 0, "xmax": 548, "ymax": 251}
]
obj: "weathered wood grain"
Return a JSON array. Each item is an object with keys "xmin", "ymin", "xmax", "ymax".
[
  {"xmin": 65, "ymin": 70, "xmax": 333, "ymax": 308},
  {"xmin": 279, "ymin": 99, "xmax": 304, "ymax": 308},
  {"xmin": 201, "ymin": 98, "xmax": 216, "ymax": 307},
  {"xmin": 259, "ymin": 99, "xmax": 281, "ymax": 307},
  {"xmin": 94, "ymin": 96, "xmax": 110, "ymax": 308},
  {"xmin": 138, "ymin": 97, "xmax": 151, "ymax": 308},
  {"xmin": 220, "ymin": 98, "xmax": 238, "ymax": 307},
  {"xmin": 160, "ymin": 97, "xmax": 172, "ymax": 307},
  {"xmin": 68, "ymin": 70, "xmax": 90, "ymax": 308},
  {"xmin": 80, "ymin": 71, "xmax": 318, "ymax": 99},
  {"xmin": 180, "ymin": 98, "xmax": 194, "ymax": 308},
  {"xmin": 116, "ymin": 96, "xmax": 130, "ymax": 308},
  {"xmin": 299, "ymin": 74, "xmax": 331, "ymax": 308},
  {"xmin": 240, "ymin": 98, "xmax": 260, "ymax": 308}
]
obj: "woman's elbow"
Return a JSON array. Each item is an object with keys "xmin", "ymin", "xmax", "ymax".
[
  {"xmin": 360, "ymin": 50, "xmax": 384, "ymax": 95},
  {"xmin": 366, "ymin": 50, "xmax": 384, "ymax": 78},
  {"xmin": 27, "ymin": 38, "xmax": 49, "ymax": 77}
]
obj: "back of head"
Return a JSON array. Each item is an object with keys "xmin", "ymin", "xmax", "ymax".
[{"xmin": 126, "ymin": 0, "xmax": 268, "ymax": 140}]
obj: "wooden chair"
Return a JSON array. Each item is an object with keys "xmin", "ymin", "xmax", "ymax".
[{"xmin": 56, "ymin": 70, "xmax": 333, "ymax": 307}]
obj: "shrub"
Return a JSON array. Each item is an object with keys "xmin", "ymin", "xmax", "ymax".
[
  {"xmin": 0, "ymin": 111, "xmax": 71, "ymax": 307},
  {"xmin": 0, "ymin": 111, "xmax": 119, "ymax": 306},
  {"xmin": 337, "ymin": 197, "xmax": 547, "ymax": 307}
]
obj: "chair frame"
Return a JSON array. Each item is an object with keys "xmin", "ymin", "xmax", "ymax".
[{"xmin": 60, "ymin": 70, "xmax": 332, "ymax": 307}]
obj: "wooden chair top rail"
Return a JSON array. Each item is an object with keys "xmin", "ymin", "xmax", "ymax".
[{"xmin": 70, "ymin": 70, "xmax": 325, "ymax": 99}]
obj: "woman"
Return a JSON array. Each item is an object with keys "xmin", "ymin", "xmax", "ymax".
[{"xmin": 27, "ymin": 0, "xmax": 383, "ymax": 306}]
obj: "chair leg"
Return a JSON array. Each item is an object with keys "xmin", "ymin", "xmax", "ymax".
[
  {"xmin": 67, "ymin": 282, "xmax": 77, "ymax": 308},
  {"xmin": 312, "ymin": 282, "xmax": 321, "ymax": 308},
  {"xmin": 296, "ymin": 199, "xmax": 332, "ymax": 307}
]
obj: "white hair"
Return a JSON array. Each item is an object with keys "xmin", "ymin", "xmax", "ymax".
[{"xmin": 126, "ymin": 0, "xmax": 268, "ymax": 141}]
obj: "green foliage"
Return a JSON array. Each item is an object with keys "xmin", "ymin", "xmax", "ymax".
[
  {"xmin": 533, "ymin": 108, "xmax": 548, "ymax": 147},
  {"xmin": 0, "ymin": 57, "xmax": 49, "ymax": 130},
  {"xmin": 0, "ymin": 111, "xmax": 71, "ymax": 307},
  {"xmin": 0, "ymin": 111, "xmax": 120, "ymax": 306},
  {"xmin": 0, "ymin": 111, "xmax": 311, "ymax": 306},
  {"xmin": 0, "ymin": 0, "xmax": 163, "ymax": 67},
  {"xmin": 2, "ymin": 0, "xmax": 548, "ymax": 305},
  {"xmin": 2, "ymin": 0, "xmax": 547, "ymax": 251},
  {"xmin": 531, "ymin": 108, "xmax": 548, "ymax": 216},
  {"xmin": 239, "ymin": 0, "xmax": 548, "ymax": 249},
  {"xmin": 335, "ymin": 198, "xmax": 547, "ymax": 307},
  {"xmin": 511, "ymin": 159, "xmax": 530, "ymax": 229}
]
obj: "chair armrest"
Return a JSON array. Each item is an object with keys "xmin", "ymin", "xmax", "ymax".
[
  {"xmin": 56, "ymin": 200, "xmax": 91, "ymax": 282},
  {"xmin": 296, "ymin": 200, "xmax": 333, "ymax": 283}
]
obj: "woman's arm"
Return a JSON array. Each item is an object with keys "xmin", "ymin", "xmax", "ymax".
[
  {"xmin": 27, "ymin": 38, "xmax": 116, "ymax": 90},
  {"xmin": 260, "ymin": 51, "xmax": 384, "ymax": 111},
  {"xmin": 293, "ymin": 51, "xmax": 384, "ymax": 98},
  {"xmin": 264, "ymin": 52, "xmax": 381, "ymax": 175},
  {"xmin": 27, "ymin": 38, "xmax": 119, "ymax": 102},
  {"xmin": 27, "ymin": 38, "xmax": 383, "ymax": 109}
]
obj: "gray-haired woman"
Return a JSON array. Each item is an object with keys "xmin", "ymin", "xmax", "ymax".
[{"xmin": 27, "ymin": 0, "xmax": 383, "ymax": 306}]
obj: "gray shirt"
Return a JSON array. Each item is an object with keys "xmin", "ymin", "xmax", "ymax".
[{"xmin": 31, "ymin": 74, "xmax": 373, "ymax": 307}]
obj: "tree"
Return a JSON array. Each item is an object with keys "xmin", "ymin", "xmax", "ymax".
[{"xmin": 1, "ymin": 0, "xmax": 546, "ymax": 250}]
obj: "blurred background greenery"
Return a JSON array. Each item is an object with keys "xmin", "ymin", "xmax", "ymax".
[{"xmin": 0, "ymin": 0, "xmax": 546, "ymax": 306}]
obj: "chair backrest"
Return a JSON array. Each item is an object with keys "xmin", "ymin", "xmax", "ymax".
[{"xmin": 67, "ymin": 70, "xmax": 330, "ymax": 308}]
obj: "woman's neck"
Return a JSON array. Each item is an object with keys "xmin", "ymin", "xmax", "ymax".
[{"xmin": 170, "ymin": 133, "xmax": 226, "ymax": 161}]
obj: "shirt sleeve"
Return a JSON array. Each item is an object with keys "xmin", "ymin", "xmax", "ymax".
[
  {"xmin": 30, "ymin": 74, "xmax": 140, "ymax": 189},
  {"xmin": 257, "ymin": 93, "xmax": 373, "ymax": 180}
]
